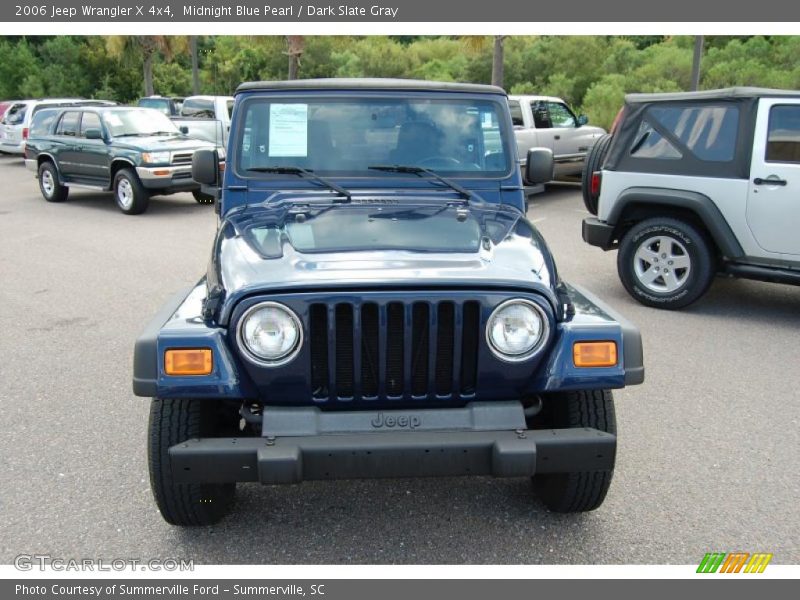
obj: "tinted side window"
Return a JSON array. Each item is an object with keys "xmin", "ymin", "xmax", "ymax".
[
  {"xmin": 630, "ymin": 121, "xmax": 682, "ymax": 160},
  {"xmin": 80, "ymin": 112, "xmax": 102, "ymax": 137},
  {"xmin": 766, "ymin": 105, "xmax": 800, "ymax": 164},
  {"xmin": 56, "ymin": 112, "xmax": 81, "ymax": 137},
  {"xmin": 29, "ymin": 111, "xmax": 59, "ymax": 137},
  {"xmin": 547, "ymin": 102, "xmax": 577, "ymax": 128},
  {"xmin": 508, "ymin": 101, "xmax": 524, "ymax": 127},
  {"xmin": 647, "ymin": 105, "xmax": 739, "ymax": 162},
  {"xmin": 5, "ymin": 103, "xmax": 28, "ymax": 125}
]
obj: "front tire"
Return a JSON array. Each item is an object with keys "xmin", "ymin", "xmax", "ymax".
[
  {"xmin": 38, "ymin": 162, "xmax": 68, "ymax": 203},
  {"xmin": 192, "ymin": 189, "xmax": 215, "ymax": 204},
  {"xmin": 533, "ymin": 390, "xmax": 616, "ymax": 513},
  {"xmin": 113, "ymin": 168, "xmax": 149, "ymax": 215},
  {"xmin": 148, "ymin": 398, "xmax": 235, "ymax": 526},
  {"xmin": 617, "ymin": 217, "xmax": 715, "ymax": 309}
]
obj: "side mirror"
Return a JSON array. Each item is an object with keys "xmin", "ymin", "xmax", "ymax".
[
  {"xmin": 577, "ymin": 114, "xmax": 589, "ymax": 127},
  {"xmin": 84, "ymin": 128, "xmax": 103, "ymax": 140},
  {"xmin": 192, "ymin": 148, "xmax": 220, "ymax": 186},
  {"xmin": 180, "ymin": 126, "xmax": 189, "ymax": 135},
  {"xmin": 525, "ymin": 148, "xmax": 554, "ymax": 185}
]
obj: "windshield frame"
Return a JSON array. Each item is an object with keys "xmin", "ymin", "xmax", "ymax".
[{"xmin": 231, "ymin": 91, "xmax": 517, "ymax": 183}]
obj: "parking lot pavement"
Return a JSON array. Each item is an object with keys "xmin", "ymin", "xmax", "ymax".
[{"xmin": 1, "ymin": 154, "xmax": 798, "ymax": 565}]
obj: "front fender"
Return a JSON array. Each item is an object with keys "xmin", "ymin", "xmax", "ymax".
[
  {"xmin": 132, "ymin": 282, "xmax": 251, "ymax": 399},
  {"xmin": 531, "ymin": 282, "xmax": 644, "ymax": 391}
]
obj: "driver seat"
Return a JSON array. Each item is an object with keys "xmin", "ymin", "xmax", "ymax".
[{"xmin": 389, "ymin": 121, "xmax": 441, "ymax": 165}]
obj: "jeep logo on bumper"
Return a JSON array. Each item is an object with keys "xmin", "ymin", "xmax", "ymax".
[{"xmin": 370, "ymin": 413, "xmax": 422, "ymax": 429}]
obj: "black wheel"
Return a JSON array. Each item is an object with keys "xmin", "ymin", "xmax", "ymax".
[
  {"xmin": 113, "ymin": 168, "xmax": 149, "ymax": 215},
  {"xmin": 192, "ymin": 190, "xmax": 215, "ymax": 204},
  {"xmin": 617, "ymin": 217, "xmax": 715, "ymax": 309},
  {"xmin": 581, "ymin": 133, "xmax": 613, "ymax": 215},
  {"xmin": 38, "ymin": 161, "xmax": 68, "ymax": 203},
  {"xmin": 533, "ymin": 390, "xmax": 616, "ymax": 513},
  {"xmin": 148, "ymin": 398, "xmax": 236, "ymax": 526}
]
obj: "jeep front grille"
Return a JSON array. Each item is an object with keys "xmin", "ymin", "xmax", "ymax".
[{"xmin": 309, "ymin": 300, "xmax": 480, "ymax": 402}]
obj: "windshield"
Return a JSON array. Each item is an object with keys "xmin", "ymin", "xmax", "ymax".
[
  {"xmin": 236, "ymin": 96, "xmax": 511, "ymax": 177},
  {"xmin": 102, "ymin": 109, "xmax": 180, "ymax": 137}
]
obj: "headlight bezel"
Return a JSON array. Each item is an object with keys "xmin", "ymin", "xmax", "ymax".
[
  {"xmin": 236, "ymin": 301, "xmax": 304, "ymax": 367},
  {"xmin": 485, "ymin": 298, "xmax": 550, "ymax": 363}
]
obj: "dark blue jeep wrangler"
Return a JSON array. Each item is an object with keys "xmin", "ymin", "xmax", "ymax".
[{"xmin": 133, "ymin": 79, "xmax": 644, "ymax": 526}]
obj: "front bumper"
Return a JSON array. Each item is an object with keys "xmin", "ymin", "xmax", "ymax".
[
  {"xmin": 170, "ymin": 401, "xmax": 615, "ymax": 484},
  {"xmin": 170, "ymin": 428, "xmax": 615, "ymax": 484},
  {"xmin": 582, "ymin": 217, "xmax": 617, "ymax": 250},
  {"xmin": 136, "ymin": 165, "xmax": 199, "ymax": 192}
]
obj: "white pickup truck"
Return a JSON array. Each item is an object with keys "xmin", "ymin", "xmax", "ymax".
[
  {"xmin": 508, "ymin": 95, "xmax": 606, "ymax": 182},
  {"xmin": 171, "ymin": 95, "xmax": 234, "ymax": 148}
]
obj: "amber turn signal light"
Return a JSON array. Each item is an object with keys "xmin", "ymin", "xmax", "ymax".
[
  {"xmin": 164, "ymin": 348, "xmax": 213, "ymax": 376},
  {"xmin": 573, "ymin": 341, "xmax": 617, "ymax": 368}
]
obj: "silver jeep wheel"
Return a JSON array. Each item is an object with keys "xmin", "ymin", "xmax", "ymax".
[
  {"xmin": 41, "ymin": 169, "xmax": 55, "ymax": 198},
  {"xmin": 116, "ymin": 178, "xmax": 134, "ymax": 210},
  {"xmin": 633, "ymin": 235, "xmax": 691, "ymax": 293}
]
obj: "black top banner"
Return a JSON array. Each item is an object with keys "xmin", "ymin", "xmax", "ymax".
[{"xmin": 2, "ymin": 0, "xmax": 799, "ymax": 22}]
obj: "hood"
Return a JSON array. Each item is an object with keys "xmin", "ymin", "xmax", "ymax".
[
  {"xmin": 208, "ymin": 196, "xmax": 559, "ymax": 324},
  {"xmin": 115, "ymin": 135, "xmax": 214, "ymax": 152}
]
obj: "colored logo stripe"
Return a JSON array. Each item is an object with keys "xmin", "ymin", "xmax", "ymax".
[
  {"xmin": 697, "ymin": 552, "xmax": 772, "ymax": 573},
  {"xmin": 744, "ymin": 553, "xmax": 773, "ymax": 573}
]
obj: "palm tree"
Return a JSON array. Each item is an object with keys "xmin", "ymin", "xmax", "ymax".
[
  {"xmin": 286, "ymin": 36, "xmax": 305, "ymax": 80},
  {"xmin": 105, "ymin": 36, "xmax": 187, "ymax": 96},
  {"xmin": 190, "ymin": 36, "xmax": 201, "ymax": 95},
  {"xmin": 462, "ymin": 36, "xmax": 508, "ymax": 88},
  {"xmin": 690, "ymin": 35, "xmax": 704, "ymax": 91}
]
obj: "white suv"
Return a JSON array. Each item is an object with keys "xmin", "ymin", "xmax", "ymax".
[{"xmin": 582, "ymin": 88, "xmax": 800, "ymax": 309}]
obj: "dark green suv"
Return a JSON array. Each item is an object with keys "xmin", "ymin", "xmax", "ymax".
[{"xmin": 24, "ymin": 106, "xmax": 218, "ymax": 214}]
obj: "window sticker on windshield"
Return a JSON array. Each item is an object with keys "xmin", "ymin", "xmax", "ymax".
[{"xmin": 269, "ymin": 103, "xmax": 308, "ymax": 157}]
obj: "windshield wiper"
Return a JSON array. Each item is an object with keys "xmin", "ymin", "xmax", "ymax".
[
  {"xmin": 368, "ymin": 165, "xmax": 482, "ymax": 204},
  {"xmin": 113, "ymin": 132, "xmax": 150, "ymax": 138},
  {"xmin": 246, "ymin": 166, "xmax": 351, "ymax": 202}
]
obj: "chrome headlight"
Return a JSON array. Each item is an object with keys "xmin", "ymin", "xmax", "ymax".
[
  {"xmin": 237, "ymin": 302, "xmax": 303, "ymax": 366},
  {"xmin": 141, "ymin": 151, "xmax": 171, "ymax": 164},
  {"xmin": 486, "ymin": 299, "xmax": 548, "ymax": 362}
]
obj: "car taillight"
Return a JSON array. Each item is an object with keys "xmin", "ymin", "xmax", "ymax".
[
  {"xmin": 591, "ymin": 171, "xmax": 602, "ymax": 197},
  {"xmin": 22, "ymin": 127, "xmax": 29, "ymax": 140}
]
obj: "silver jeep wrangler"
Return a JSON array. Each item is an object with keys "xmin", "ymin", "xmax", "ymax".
[{"xmin": 581, "ymin": 87, "xmax": 800, "ymax": 309}]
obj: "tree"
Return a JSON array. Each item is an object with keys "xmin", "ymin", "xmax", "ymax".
[
  {"xmin": 462, "ymin": 36, "xmax": 507, "ymax": 88},
  {"xmin": 105, "ymin": 36, "xmax": 187, "ymax": 96},
  {"xmin": 286, "ymin": 36, "xmax": 305, "ymax": 80},
  {"xmin": 691, "ymin": 36, "xmax": 704, "ymax": 91},
  {"xmin": 190, "ymin": 36, "xmax": 201, "ymax": 94}
]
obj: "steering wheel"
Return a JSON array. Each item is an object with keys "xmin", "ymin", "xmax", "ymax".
[{"xmin": 417, "ymin": 156, "xmax": 463, "ymax": 168}]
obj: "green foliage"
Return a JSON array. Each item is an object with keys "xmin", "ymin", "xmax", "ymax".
[{"xmin": 0, "ymin": 34, "xmax": 798, "ymax": 128}]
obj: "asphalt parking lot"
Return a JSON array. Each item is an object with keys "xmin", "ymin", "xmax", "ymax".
[{"xmin": 1, "ymin": 153, "xmax": 798, "ymax": 565}]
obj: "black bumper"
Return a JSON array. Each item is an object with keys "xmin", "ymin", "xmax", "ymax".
[
  {"xmin": 169, "ymin": 427, "xmax": 616, "ymax": 484},
  {"xmin": 582, "ymin": 217, "xmax": 617, "ymax": 250}
]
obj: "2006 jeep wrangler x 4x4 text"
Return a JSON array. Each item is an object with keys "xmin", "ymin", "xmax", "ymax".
[
  {"xmin": 583, "ymin": 87, "xmax": 800, "ymax": 309},
  {"xmin": 133, "ymin": 79, "xmax": 644, "ymax": 526}
]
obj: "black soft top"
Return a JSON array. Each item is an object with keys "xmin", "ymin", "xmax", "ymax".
[
  {"xmin": 235, "ymin": 78, "xmax": 506, "ymax": 96},
  {"xmin": 625, "ymin": 87, "xmax": 800, "ymax": 104},
  {"xmin": 600, "ymin": 87, "xmax": 800, "ymax": 179}
]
